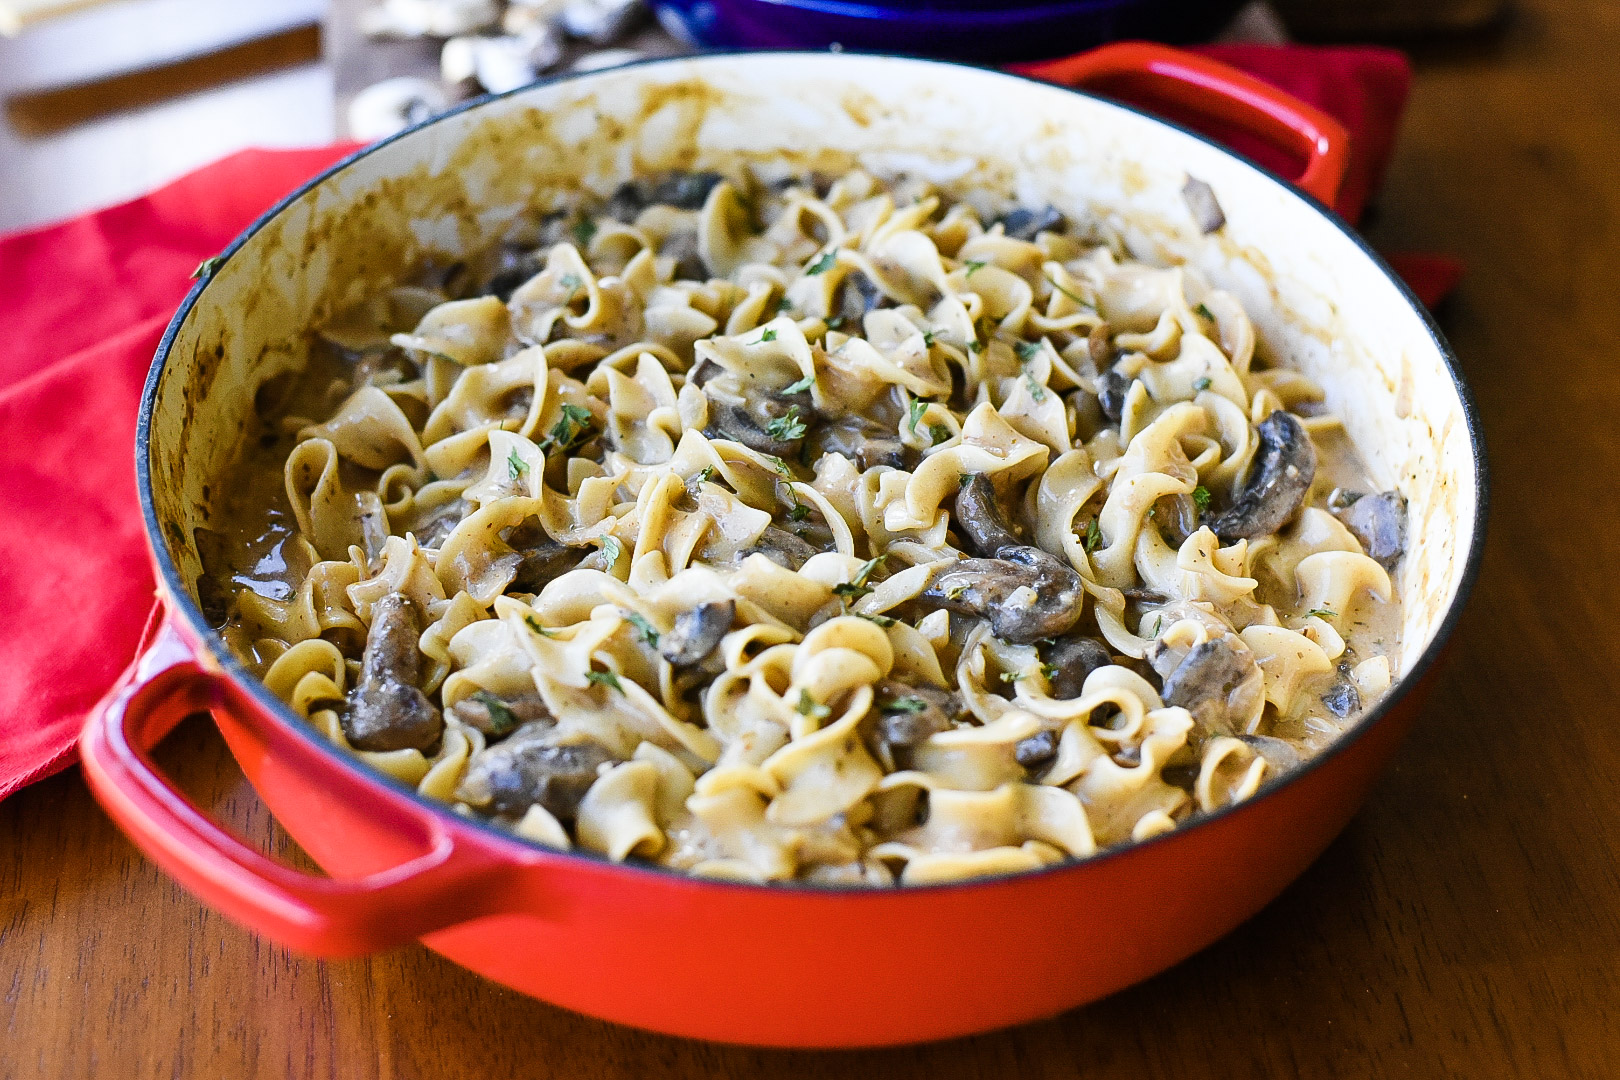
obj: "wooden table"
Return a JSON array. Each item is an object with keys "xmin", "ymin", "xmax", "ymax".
[{"xmin": 5, "ymin": 1, "xmax": 1619, "ymax": 1075}]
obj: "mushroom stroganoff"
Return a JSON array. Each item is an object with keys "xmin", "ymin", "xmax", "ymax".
[{"xmin": 209, "ymin": 167, "xmax": 1406, "ymax": 886}]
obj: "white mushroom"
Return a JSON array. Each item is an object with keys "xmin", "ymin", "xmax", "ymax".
[
  {"xmin": 347, "ymin": 77, "xmax": 450, "ymax": 142},
  {"xmin": 360, "ymin": 0, "xmax": 501, "ymax": 38},
  {"xmin": 561, "ymin": 0, "xmax": 645, "ymax": 44}
]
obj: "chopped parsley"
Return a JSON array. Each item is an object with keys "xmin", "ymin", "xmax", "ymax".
[
  {"xmin": 967, "ymin": 338, "xmax": 984, "ymax": 354},
  {"xmin": 1015, "ymin": 340, "xmax": 1042, "ymax": 363},
  {"xmin": 1039, "ymin": 662, "xmax": 1059, "ymax": 681},
  {"xmin": 507, "ymin": 449, "xmax": 529, "ymax": 481},
  {"xmin": 776, "ymin": 295, "xmax": 793, "ymax": 314},
  {"xmin": 1193, "ymin": 376, "xmax": 1212, "ymax": 392},
  {"xmin": 963, "ymin": 259, "xmax": 988, "ymax": 277},
  {"xmin": 538, "ymin": 403, "xmax": 595, "ymax": 456},
  {"xmin": 1084, "ymin": 518, "xmax": 1103, "ymax": 554},
  {"xmin": 806, "ymin": 251, "xmax": 837, "ymax": 275},
  {"xmin": 585, "ymin": 668, "xmax": 623, "ymax": 694},
  {"xmin": 787, "ymin": 501, "xmax": 811, "ymax": 522},
  {"xmin": 1024, "ymin": 374, "xmax": 1047, "ymax": 403},
  {"xmin": 832, "ymin": 554, "xmax": 887, "ymax": 603},
  {"xmin": 929, "ymin": 423, "xmax": 951, "ymax": 445},
  {"xmin": 880, "ymin": 695, "xmax": 928, "ymax": 714},
  {"xmin": 559, "ymin": 272, "xmax": 584, "ymax": 302},
  {"xmin": 524, "ymin": 615, "xmax": 559, "ymax": 638},
  {"xmin": 758, "ymin": 327, "xmax": 778, "ymax": 343},
  {"xmin": 190, "ymin": 256, "xmax": 222, "ymax": 280},
  {"xmin": 1196, "ymin": 302, "xmax": 1214, "ymax": 320},
  {"xmin": 857, "ymin": 612, "xmax": 897, "ymax": 628},
  {"xmin": 796, "ymin": 690, "xmax": 831, "ymax": 720},
  {"xmin": 571, "ymin": 217, "xmax": 597, "ymax": 247},
  {"xmin": 625, "ymin": 611, "xmax": 660, "ymax": 648},
  {"xmin": 1149, "ymin": 614, "xmax": 1164, "ymax": 637},
  {"xmin": 761, "ymin": 454, "xmax": 794, "ymax": 478},
  {"xmin": 922, "ymin": 329, "xmax": 937, "ymax": 346},
  {"xmin": 825, "ymin": 315, "xmax": 846, "ymax": 330},
  {"xmin": 1000, "ymin": 670, "xmax": 1027, "ymax": 683},
  {"xmin": 908, "ymin": 398, "xmax": 928, "ymax": 433},
  {"xmin": 1307, "ymin": 608, "xmax": 1339, "ymax": 620},
  {"xmin": 958, "ymin": 473, "xmax": 974, "ymax": 488},
  {"xmin": 945, "ymin": 583, "xmax": 970, "ymax": 601},
  {"xmin": 694, "ymin": 464, "xmax": 717, "ymax": 485},
  {"xmin": 784, "ymin": 374, "xmax": 815, "ymax": 394},
  {"xmin": 472, "ymin": 691, "xmax": 519, "ymax": 735},
  {"xmin": 1192, "ymin": 486, "xmax": 1212, "ymax": 513},
  {"xmin": 765, "ymin": 405, "xmax": 807, "ymax": 441},
  {"xmin": 599, "ymin": 535, "xmax": 622, "ymax": 564}
]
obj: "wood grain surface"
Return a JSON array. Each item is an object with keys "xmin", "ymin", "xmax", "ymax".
[{"xmin": 5, "ymin": 1, "xmax": 1620, "ymax": 1076}]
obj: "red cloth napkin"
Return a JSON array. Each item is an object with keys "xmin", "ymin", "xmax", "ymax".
[{"xmin": 0, "ymin": 47, "xmax": 1459, "ymax": 801}]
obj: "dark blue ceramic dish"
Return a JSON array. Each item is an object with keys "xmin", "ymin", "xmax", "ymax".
[{"xmin": 652, "ymin": 0, "xmax": 1245, "ymax": 63}]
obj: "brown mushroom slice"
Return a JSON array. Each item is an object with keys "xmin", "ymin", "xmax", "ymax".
[
  {"xmin": 952, "ymin": 473, "xmax": 1021, "ymax": 557},
  {"xmin": 1320, "ymin": 677, "xmax": 1362, "ymax": 719},
  {"xmin": 1237, "ymin": 734, "xmax": 1301, "ymax": 772},
  {"xmin": 1013, "ymin": 730, "xmax": 1060, "ymax": 772},
  {"xmin": 507, "ymin": 528, "xmax": 586, "ymax": 593},
  {"xmin": 873, "ymin": 681, "xmax": 964, "ymax": 751},
  {"xmin": 447, "ymin": 690, "xmax": 552, "ymax": 737},
  {"xmin": 1097, "ymin": 369, "xmax": 1132, "ymax": 422},
  {"xmin": 834, "ymin": 268, "xmax": 884, "ymax": 326},
  {"xmin": 343, "ymin": 592, "xmax": 444, "ymax": 752},
  {"xmin": 1159, "ymin": 635, "xmax": 1264, "ymax": 738},
  {"xmin": 743, "ymin": 526, "xmax": 820, "ymax": 571},
  {"xmin": 811, "ymin": 414, "xmax": 914, "ymax": 472},
  {"xmin": 1332, "ymin": 490, "xmax": 1407, "ymax": 569},
  {"xmin": 703, "ymin": 384, "xmax": 808, "ymax": 459},
  {"xmin": 457, "ymin": 724, "xmax": 616, "ymax": 819},
  {"xmin": 998, "ymin": 205, "xmax": 1066, "ymax": 242},
  {"xmin": 660, "ymin": 600, "xmax": 736, "ymax": 667},
  {"xmin": 1206, "ymin": 410, "xmax": 1317, "ymax": 542},
  {"xmin": 1043, "ymin": 634, "xmax": 1113, "ymax": 699},
  {"xmin": 921, "ymin": 545, "xmax": 1084, "ymax": 645}
]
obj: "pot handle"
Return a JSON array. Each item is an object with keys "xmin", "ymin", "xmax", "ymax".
[
  {"xmin": 79, "ymin": 616, "xmax": 515, "ymax": 958},
  {"xmin": 1013, "ymin": 42, "xmax": 1350, "ymax": 208}
]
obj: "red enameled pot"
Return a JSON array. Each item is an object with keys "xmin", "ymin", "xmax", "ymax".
[{"xmin": 80, "ymin": 44, "xmax": 1487, "ymax": 1047}]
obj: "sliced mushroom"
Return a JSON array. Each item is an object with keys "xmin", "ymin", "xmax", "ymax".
[
  {"xmin": 1237, "ymin": 734, "xmax": 1301, "ymax": 772},
  {"xmin": 703, "ymin": 384, "xmax": 808, "ymax": 459},
  {"xmin": 457, "ymin": 723, "xmax": 615, "ymax": 819},
  {"xmin": 1159, "ymin": 635, "xmax": 1264, "ymax": 738},
  {"xmin": 448, "ymin": 690, "xmax": 553, "ymax": 737},
  {"xmin": 834, "ymin": 269, "xmax": 884, "ymax": 326},
  {"xmin": 1097, "ymin": 369, "xmax": 1132, "ymax": 423},
  {"xmin": 744, "ymin": 526, "xmax": 820, "ymax": 571},
  {"xmin": 508, "ymin": 529, "xmax": 586, "ymax": 593},
  {"xmin": 660, "ymin": 600, "xmax": 735, "ymax": 666},
  {"xmin": 811, "ymin": 414, "xmax": 914, "ymax": 472},
  {"xmin": 343, "ymin": 593, "xmax": 443, "ymax": 752},
  {"xmin": 999, "ymin": 206, "xmax": 1066, "ymax": 242},
  {"xmin": 482, "ymin": 243, "xmax": 545, "ymax": 301},
  {"xmin": 1014, "ymin": 729, "xmax": 1060, "ymax": 772},
  {"xmin": 952, "ymin": 473, "xmax": 1021, "ymax": 557},
  {"xmin": 1043, "ymin": 634, "xmax": 1113, "ymax": 699},
  {"xmin": 1320, "ymin": 677, "xmax": 1362, "ymax": 719},
  {"xmin": 873, "ymin": 681, "xmax": 964, "ymax": 750},
  {"xmin": 413, "ymin": 498, "xmax": 469, "ymax": 550},
  {"xmin": 921, "ymin": 545, "xmax": 1084, "ymax": 645},
  {"xmin": 1333, "ymin": 490, "xmax": 1407, "ymax": 569},
  {"xmin": 651, "ymin": 170, "xmax": 725, "ymax": 211},
  {"xmin": 1182, "ymin": 175, "xmax": 1226, "ymax": 234},
  {"xmin": 1206, "ymin": 410, "xmax": 1317, "ymax": 541}
]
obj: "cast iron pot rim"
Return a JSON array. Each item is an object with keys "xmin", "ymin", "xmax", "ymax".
[{"xmin": 136, "ymin": 49, "xmax": 1490, "ymax": 898}]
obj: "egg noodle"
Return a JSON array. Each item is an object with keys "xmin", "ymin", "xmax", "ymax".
[{"xmin": 216, "ymin": 168, "xmax": 1403, "ymax": 886}]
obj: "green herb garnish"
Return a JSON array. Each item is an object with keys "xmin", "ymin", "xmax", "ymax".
[
  {"xmin": 761, "ymin": 454, "xmax": 794, "ymax": 478},
  {"xmin": 507, "ymin": 449, "xmax": 529, "ymax": 481},
  {"xmin": 776, "ymin": 295, "xmax": 793, "ymax": 314},
  {"xmin": 694, "ymin": 464, "xmax": 717, "ymax": 485},
  {"xmin": 963, "ymin": 259, "xmax": 987, "ymax": 277},
  {"xmin": 1000, "ymin": 670, "xmax": 1027, "ymax": 683},
  {"xmin": 958, "ymin": 473, "xmax": 974, "ymax": 488},
  {"xmin": 765, "ymin": 405, "xmax": 806, "ymax": 441},
  {"xmin": 1084, "ymin": 518, "xmax": 1103, "ymax": 554},
  {"xmin": 1193, "ymin": 376, "xmax": 1212, "ymax": 392},
  {"xmin": 1307, "ymin": 608, "xmax": 1339, "ymax": 620},
  {"xmin": 908, "ymin": 398, "xmax": 928, "ymax": 433},
  {"xmin": 1045, "ymin": 274, "xmax": 1091, "ymax": 308},
  {"xmin": 1196, "ymin": 302, "xmax": 1214, "ymax": 320},
  {"xmin": 599, "ymin": 535, "xmax": 622, "ymax": 564},
  {"xmin": 1039, "ymin": 663, "xmax": 1059, "ymax": 681},
  {"xmin": 922, "ymin": 330, "xmax": 936, "ymax": 347},
  {"xmin": 524, "ymin": 615, "xmax": 559, "ymax": 638},
  {"xmin": 825, "ymin": 315, "xmax": 846, "ymax": 330},
  {"xmin": 832, "ymin": 554, "xmax": 887, "ymax": 603},
  {"xmin": 539, "ymin": 402, "xmax": 595, "ymax": 456},
  {"xmin": 945, "ymin": 583, "xmax": 969, "ymax": 601},
  {"xmin": 796, "ymin": 690, "xmax": 831, "ymax": 720},
  {"xmin": 472, "ymin": 691, "xmax": 520, "ymax": 735},
  {"xmin": 572, "ymin": 217, "xmax": 597, "ymax": 247},
  {"xmin": 784, "ymin": 374, "xmax": 815, "ymax": 394},
  {"xmin": 1015, "ymin": 340, "xmax": 1042, "ymax": 363},
  {"xmin": 585, "ymin": 668, "xmax": 623, "ymax": 694},
  {"xmin": 1192, "ymin": 486, "xmax": 1212, "ymax": 513},
  {"xmin": 880, "ymin": 695, "xmax": 928, "ymax": 714},
  {"xmin": 806, "ymin": 251, "xmax": 837, "ymax": 275},
  {"xmin": 625, "ymin": 611, "xmax": 660, "ymax": 648},
  {"xmin": 929, "ymin": 423, "xmax": 951, "ymax": 445},
  {"xmin": 758, "ymin": 327, "xmax": 778, "ymax": 343},
  {"xmin": 857, "ymin": 612, "xmax": 897, "ymax": 628},
  {"xmin": 788, "ymin": 501, "xmax": 811, "ymax": 522},
  {"xmin": 1024, "ymin": 375, "xmax": 1047, "ymax": 403},
  {"xmin": 191, "ymin": 256, "xmax": 222, "ymax": 280}
]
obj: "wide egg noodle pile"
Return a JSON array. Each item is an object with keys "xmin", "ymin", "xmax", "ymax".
[{"xmin": 223, "ymin": 168, "xmax": 1400, "ymax": 886}]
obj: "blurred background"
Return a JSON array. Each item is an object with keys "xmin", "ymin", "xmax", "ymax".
[{"xmin": 0, "ymin": 0, "xmax": 1506, "ymax": 234}]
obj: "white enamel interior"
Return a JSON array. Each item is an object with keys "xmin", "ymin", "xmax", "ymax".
[{"xmin": 146, "ymin": 51, "xmax": 1480, "ymax": 682}]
